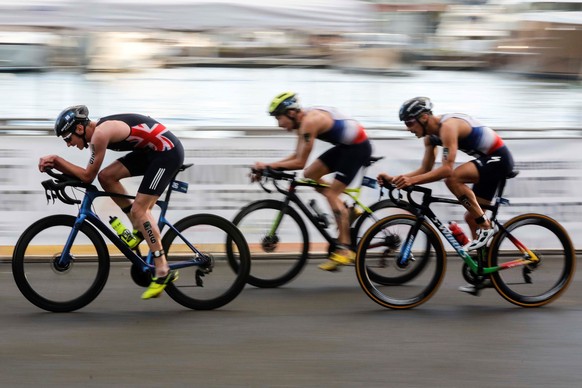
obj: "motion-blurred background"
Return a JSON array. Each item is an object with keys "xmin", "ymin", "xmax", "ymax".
[{"xmin": 1, "ymin": 0, "xmax": 582, "ymax": 251}]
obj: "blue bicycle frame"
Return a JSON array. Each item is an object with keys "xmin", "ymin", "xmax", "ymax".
[{"xmin": 57, "ymin": 186, "xmax": 209, "ymax": 275}]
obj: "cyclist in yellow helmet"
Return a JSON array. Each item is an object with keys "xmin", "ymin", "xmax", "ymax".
[{"xmin": 255, "ymin": 92, "xmax": 373, "ymax": 271}]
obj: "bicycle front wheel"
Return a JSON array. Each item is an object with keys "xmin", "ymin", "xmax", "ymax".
[
  {"xmin": 488, "ymin": 214, "xmax": 576, "ymax": 307},
  {"xmin": 12, "ymin": 215, "xmax": 110, "ymax": 312},
  {"xmin": 163, "ymin": 214, "xmax": 250, "ymax": 310},
  {"xmin": 229, "ymin": 200, "xmax": 309, "ymax": 288},
  {"xmin": 356, "ymin": 214, "xmax": 446, "ymax": 309},
  {"xmin": 352, "ymin": 200, "xmax": 430, "ymax": 285}
]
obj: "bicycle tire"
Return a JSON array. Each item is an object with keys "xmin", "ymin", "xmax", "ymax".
[
  {"xmin": 488, "ymin": 213, "xmax": 576, "ymax": 307},
  {"xmin": 163, "ymin": 214, "xmax": 250, "ymax": 310},
  {"xmin": 228, "ymin": 199, "xmax": 309, "ymax": 288},
  {"xmin": 12, "ymin": 215, "xmax": 110, "ymax": 312},
  {"xmin": 353, "ymin": 202, "xmax": 431, "ymax": 285},
  {"xmin": 356, "ymin": 214, "xmax": 446, "ymax": 309}
]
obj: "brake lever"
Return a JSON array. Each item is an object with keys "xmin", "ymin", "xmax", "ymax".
[
  {"xmin": 259, "ymin": 176, "xmax": 272, "ymax": 194},
  {"xmin": 41, "ymin": 180, "xmax": 56, "ymax": 204}
]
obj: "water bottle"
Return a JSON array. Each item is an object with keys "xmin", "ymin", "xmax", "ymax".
[
  {"xmin": 109, "ymin": 216, "xmax": 139, "ymax": 248},
  {"xmin": 449, "ymin": 221, "xmax": 470, "ymax": 246},
  {"xmin": 309, "ymin": 199, "xmax": 329, "ymax": 228}
]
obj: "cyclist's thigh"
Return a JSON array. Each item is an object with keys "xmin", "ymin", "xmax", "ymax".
[
  {"xmin": 137, "ymin": 145, "xmax": 184, "ymax": 196},
  {"xmin": 452, "ymin": 161, "xmax": 479, "ymax": 184},
  {"xmin": 472, "ymin": 148, "xmax": 513, "ymax": 201},
  {"xmin": 117, "ymin": 150, "xmax": 149, "ymax": 177},
  {"xmin": 333, "ymin": 141, "xmax": 372, "ymax": 186},
  {"xmin": 101, "ymin": 156, "xmax": 136, "ymax": 181},
  {"xmin": 304, "ymin": 158, "xmax": 332, "ymax": 181}
]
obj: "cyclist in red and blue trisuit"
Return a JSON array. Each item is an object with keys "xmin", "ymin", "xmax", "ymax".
[
  {"xmin": 38, "ymin": 106, "xmax": 184, "ymax": 299},
  {"xmin": 377, "ymin": 97, "xmax": 514, "ymax": 292},
  {"xmin": 254, "ymin": 92, "xmax": 373, "ymax": 271}
]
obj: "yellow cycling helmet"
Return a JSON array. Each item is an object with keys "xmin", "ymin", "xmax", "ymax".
[{"xmin": 268, "ymin": 92, "xmax": 300, "ymax": 116}]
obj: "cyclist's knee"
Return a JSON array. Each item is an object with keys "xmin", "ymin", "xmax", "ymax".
[
  {"xmin": 129, "ymin": 201, "xmax": 149, "ymax": 221},
  {"xmin": 97, "ymin": 169, "xmax": 114, "ymax": 188},
  {"xmin": 444, "ymin": 176, "xmax": 458, "ymax": 189},
  {"xmin": 303, "ymin": 169, "xmax": 320, "ymax": 181}
]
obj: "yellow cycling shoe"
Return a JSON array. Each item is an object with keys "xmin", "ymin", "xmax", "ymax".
[
  {"xmin": 318, "ymin": 259, "xmax": 340, "ymax": 271},
  {"xmin": 318, "ymin": 250, "xmax": 355, "ymax": 271},
  {"xmin": 141, "ymin": 270, "xmax": 179, "ymax": 300}
]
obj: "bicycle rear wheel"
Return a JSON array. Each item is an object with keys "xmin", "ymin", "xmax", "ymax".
[
  {"xmin": 229, "ymin": 200, "xmax": 309, "ymax": 288},
  {"xmin": 356, "ymin": 214, "xmax": 446, "ymax": 309},
  {"xmin": 351, "ymin": 199, "xmax": 412, "ymax": 246},
  {"xmin": 12, "ymin": 215, "xmax": 110, "ymax": 312},
  {"xmin": 163, "ymin": 214, "xmax": 250, "ymax": 310},
  {"xmin": 488, "ymin": 214, "xmax": 575, "ymax": 307}
]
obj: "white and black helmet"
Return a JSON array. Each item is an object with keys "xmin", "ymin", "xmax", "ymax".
[
  {"xmin": 54, "ymin": 105, "xmax": 89, "ymax": 137},
  {"xmin": 399, "ymin": 97, "xmax": 433, "ymax": 121}
]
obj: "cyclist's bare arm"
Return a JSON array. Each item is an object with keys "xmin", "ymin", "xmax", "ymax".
[
  {"xmin": 264, "ymin": 111, "xmax": 329, "ymax": 171},
  {"xmin": 379, "ymin": 138, "xmax": 437, "ymax": 188},
  {"xmin": 42, "ymin": 136, "xmax": 106, "ymax": 184}
]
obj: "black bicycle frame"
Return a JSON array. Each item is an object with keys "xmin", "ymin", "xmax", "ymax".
[
  {"xmin": 270, "ymin": 179, "xmax": 338, "ymax": 247},
  {"xmin": 392, "ymin": 183, "xmax": 538, "ymax": 275}
]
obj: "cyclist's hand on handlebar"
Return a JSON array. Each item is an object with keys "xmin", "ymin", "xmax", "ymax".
[
  {"xmin": 377, "ymin": 173, "xmax": 394, "ymax": 187},
  {"xmin": 39, "ymin": 155, "xmax": 58, "ymax": 172},
  {"xmin": 392, "ymin": 175, "xmax": 414, "ymax": 190},
  {"xmin": 249, "ymin": 169, "xmax": 262, "ymax": 183},
  {"xmin": 250, "ymin": 162, "xmax": 268, "ymax": 182}
]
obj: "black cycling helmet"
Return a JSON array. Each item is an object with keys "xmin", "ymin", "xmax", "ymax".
[
  {"xmin": 268, "ymin": 92, "xmax": 300, "ymax": 117},
  {"xmin": 398, "ymin": 97, "xmax": 433, "ymax": 121},
  {"xmin": 54, "ymin": 105, "xmax": 89, "ymax": 137}
]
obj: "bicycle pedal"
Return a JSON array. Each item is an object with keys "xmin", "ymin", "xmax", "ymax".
[
  {"xmin": 195, "ymin": 269, "xmax": 206, "ymax": 287},
  {"xmin": 458, "ymin": 284, "xmax": 483, "ymax": 296}
]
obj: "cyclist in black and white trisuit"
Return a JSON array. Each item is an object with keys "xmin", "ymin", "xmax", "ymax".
[
  {"xmin": 377, "ymin": 97, "xmax": 514, "ymax": 292},
  {"xmin": 254, "ymin": 92, "xmax": 373, "ymax": 271},
  {"xmin": 38, "ymin": 106, "xmax": 184, "ymax": 299}
]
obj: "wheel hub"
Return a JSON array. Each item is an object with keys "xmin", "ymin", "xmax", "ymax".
[
  {"xmin": 51, "ymin": 253, "xmax": 73, "ymax": 274},
  {"xmin": 261, "ymin": 235, "xmax": 279, "ymax": 253}
]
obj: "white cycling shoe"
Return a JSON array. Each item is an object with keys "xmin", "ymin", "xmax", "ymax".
[{"xmin": 465, "ymin": 224, "xmax": 498, "ymax": 251}]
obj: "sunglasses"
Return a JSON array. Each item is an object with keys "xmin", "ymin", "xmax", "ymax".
[
  {"xmin": 62, "ymin": 132, "xmax": 74, "ymax": 143},
  {"xmin": 404, "ymin": 119, "xmax": 416, "ymax": 128}
]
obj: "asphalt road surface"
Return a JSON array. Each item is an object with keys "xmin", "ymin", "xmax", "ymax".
[{"xmin": 0, "ymin": 259, "xmax": 581, "ymax": 387}]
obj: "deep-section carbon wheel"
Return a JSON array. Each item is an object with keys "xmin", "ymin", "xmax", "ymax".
[
  {"xmin": 163, "ymin": 214, "xmax": 250, "ymax": 310},
  {"xmin": 12, "ymin": 215, "xmax": 110, "ymax": 312}
]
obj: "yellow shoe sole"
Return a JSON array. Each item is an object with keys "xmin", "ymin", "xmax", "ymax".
[{"xmin": 329, "ymin": 251, "xmax": 355, "ymax": 266}]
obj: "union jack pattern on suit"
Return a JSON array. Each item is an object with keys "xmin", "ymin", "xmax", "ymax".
[{"xmin": 127, "ymin": 123, "xmax": 175, "ymax": 151}]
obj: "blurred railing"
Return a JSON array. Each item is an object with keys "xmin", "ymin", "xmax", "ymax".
[
  {"xmin": 2, "ymin": 118, "xmax": 582, "ymax": 139},
  {"xmin": 1, "ymin": 122, "xmax": 582, "ymax": 253}
]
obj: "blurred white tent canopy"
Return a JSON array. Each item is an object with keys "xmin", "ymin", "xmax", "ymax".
[{"xmin": 0, "ymin": 0, "xmax": 374, "ymax": 32}]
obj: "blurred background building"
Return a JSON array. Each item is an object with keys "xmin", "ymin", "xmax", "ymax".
[
  {"xmin": 0, "ymin": 0, "xmax": 580, "ymax": 77},
  {"xmin": 0, "ymin": 0, "xmax": 581, "ymax": 77}
]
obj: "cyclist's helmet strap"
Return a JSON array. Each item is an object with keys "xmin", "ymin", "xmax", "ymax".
[
  {"xmin": 54, "ymin": 105, "xmax": 89, "ymax": 137},
  {"xmin": 399, "ymin": 97, "xmax": 433, "ymax": 121},
  {"xmin": 269, "ymin": 92, "xmax": 300, "ymax": 117}
]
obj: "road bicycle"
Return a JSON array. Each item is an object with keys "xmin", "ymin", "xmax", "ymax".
[
  {"xmin": 356, "ymin": 171, "xmax": 576, "ymax": 309},
  {"xmin": 12, "ymin": 165, "xmax": 250, "ymax": 312},
  {"xmin": 228, "ymin": 157, "xmax": 413, "ymax": 288}
]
